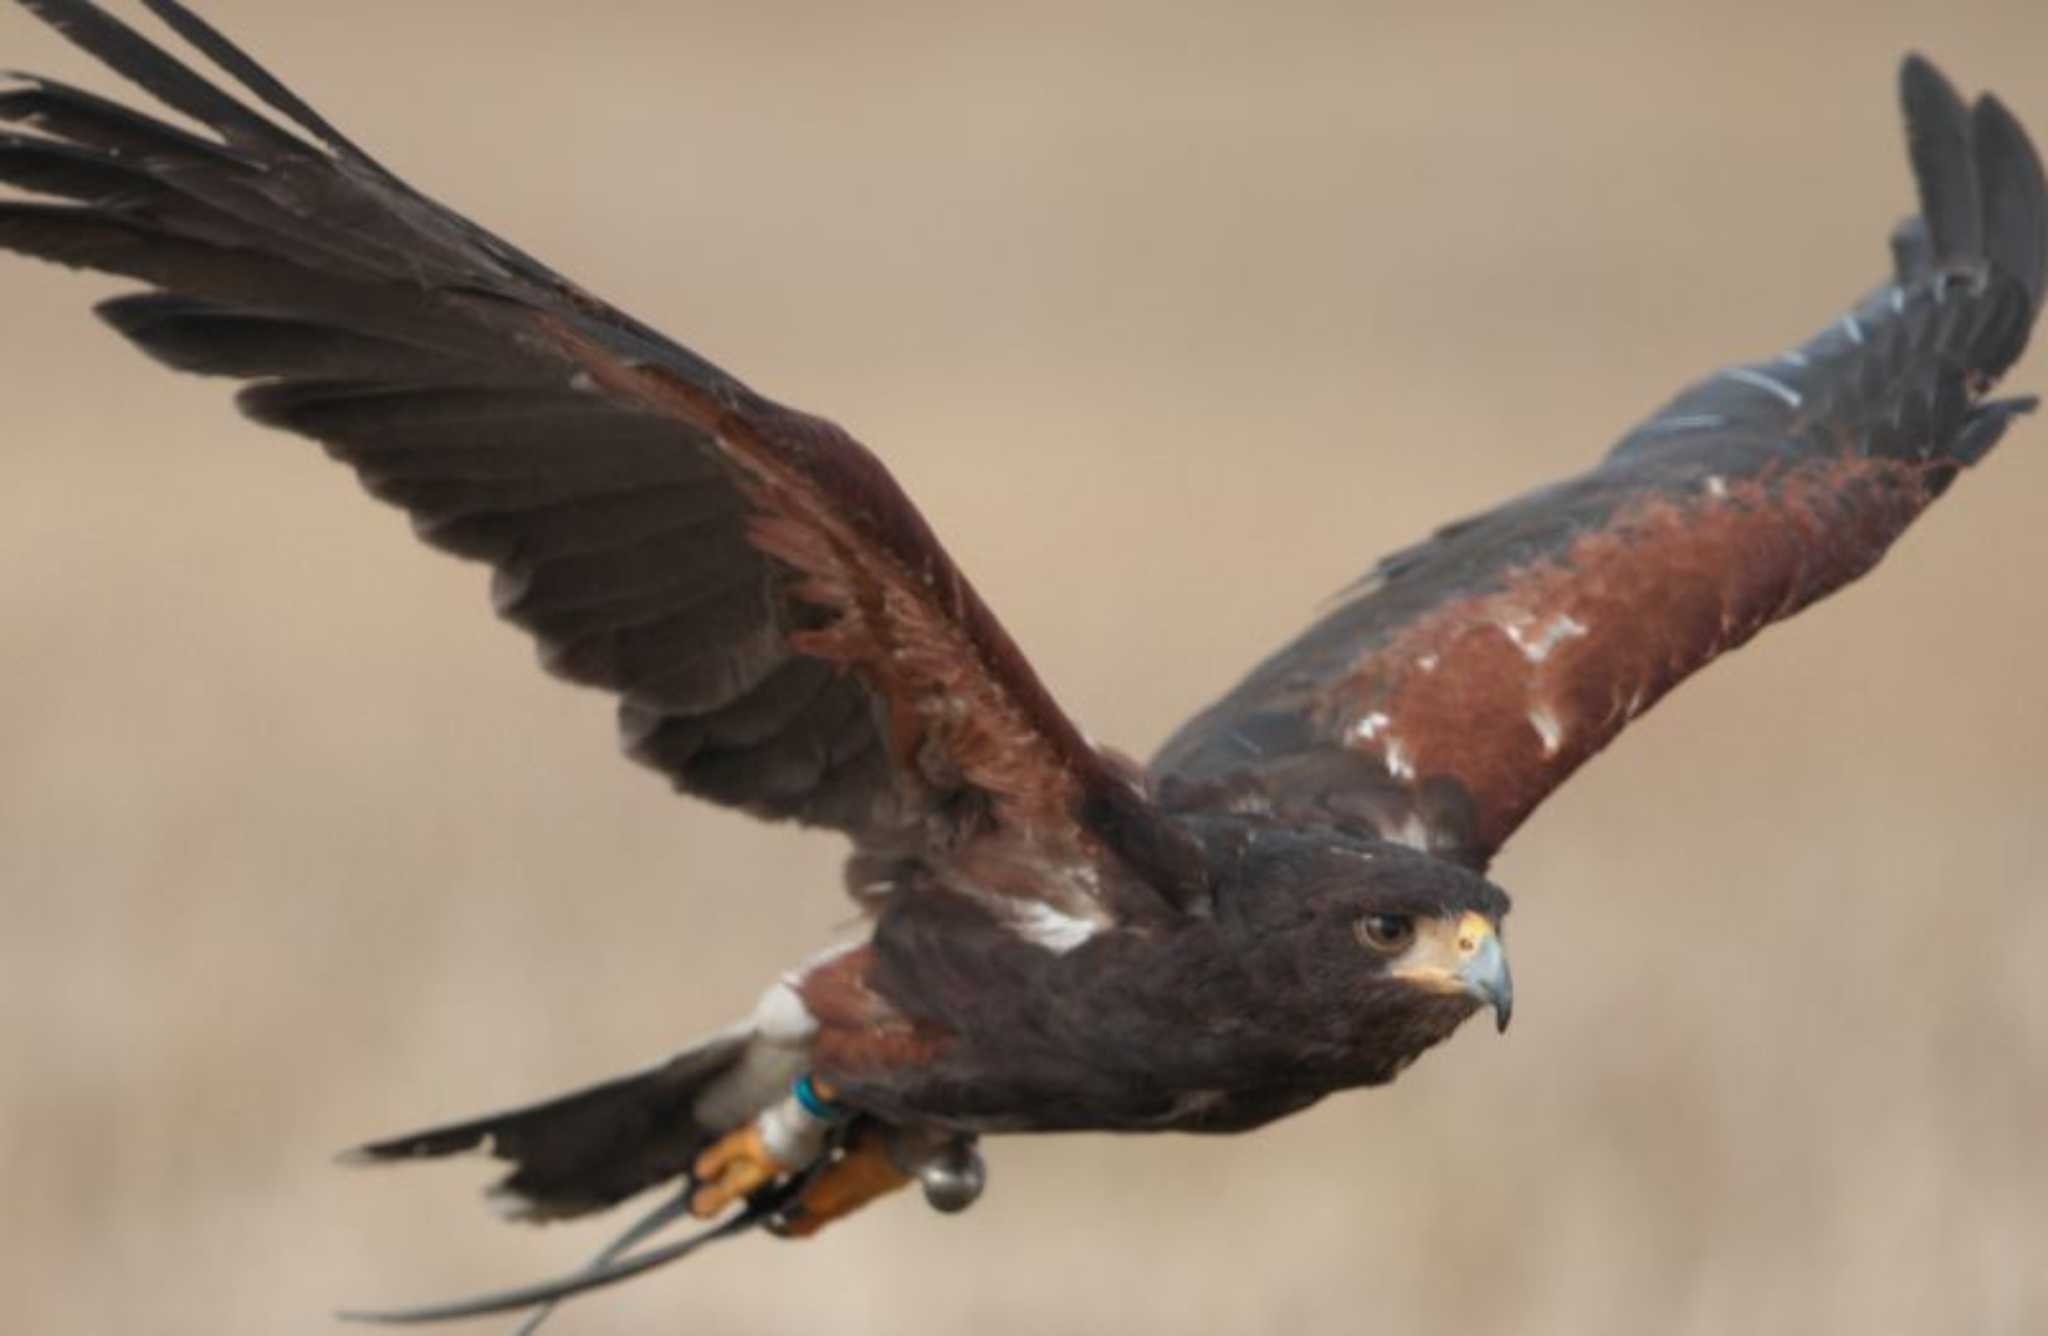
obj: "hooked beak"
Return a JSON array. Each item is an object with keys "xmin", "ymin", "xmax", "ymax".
[
  {"xmin": 1393, "ymin": 910, "xmax": 1514, "ymax": 1033},
  {"xmin": 1460, "ymin": 922, "xmax": 1513, "ymax": 1033}
]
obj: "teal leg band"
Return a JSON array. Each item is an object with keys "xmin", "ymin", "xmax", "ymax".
[{"xmin": 793, "ymin": 1073, "xmax": 847, "ymax": 1122}]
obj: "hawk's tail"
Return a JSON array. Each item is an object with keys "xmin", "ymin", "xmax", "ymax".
[{"xmin": 342, "ymin": 1022, "xmax": 788, "ymax": 1223}]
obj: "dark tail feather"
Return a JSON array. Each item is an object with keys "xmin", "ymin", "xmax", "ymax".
[{"xmin": 343, "ymin": 1029, "xmax": 752, "ymax": 1222}]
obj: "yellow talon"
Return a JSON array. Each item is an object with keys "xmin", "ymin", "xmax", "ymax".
[
  {"xmin": 689, "ymin": 1123, "xmax": 787, "ymax": 1219},
  {"xmin": 775, "ymin": 1127, "xmax": 913, "ymax": 1239}
]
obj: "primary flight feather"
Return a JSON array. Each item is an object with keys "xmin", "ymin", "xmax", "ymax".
[{"xmin": 1, "ymin": 1, "xmax": 2039, "ymax": 1327}]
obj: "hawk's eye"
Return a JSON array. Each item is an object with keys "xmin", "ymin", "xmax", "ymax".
[{"xmin": 1356, "ymin": 913, "xmax": 1416, "ymax": 954}]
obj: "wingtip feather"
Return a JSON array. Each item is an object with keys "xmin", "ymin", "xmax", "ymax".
[
  {"xmin": 133, "ymin": 0, "xmax": 384, "ymax": 168},
  {"xmin": 1897, "ymin": 52, "xmax": 1984, "ymax": 268},
  {"xmin": 12, "ymin": 0, "xmax": 295, "ymax": 152},
  {"xmin": 1890, "ymin": 54, "xmax": 2048, "ymax": 378},
  {"xmin": 1971, "ymin": 92, "xmax": 2048, "ymax": 312}
]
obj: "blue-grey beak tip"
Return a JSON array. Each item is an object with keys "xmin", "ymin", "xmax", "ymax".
[{"xmin": 1464, "ymin": 934, "xmax": 1512, "ymax": 1034}]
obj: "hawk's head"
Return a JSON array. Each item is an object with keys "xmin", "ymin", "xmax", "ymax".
[{"xmin": 1203, "ymin": 822, "xmax": 1515, "ymax": 1083}]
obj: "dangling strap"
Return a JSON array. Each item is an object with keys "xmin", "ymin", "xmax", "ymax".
[{"xmin": 337, "ymin": 1123, "xmax": 852, "ymax": 1329}]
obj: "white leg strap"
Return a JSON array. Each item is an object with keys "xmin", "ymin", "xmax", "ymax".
[{"xmin": 756, "ymin": 1090, "xmax": 834, "ymax": 1168}]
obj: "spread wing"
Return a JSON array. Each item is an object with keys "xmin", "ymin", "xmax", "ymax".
[
  {"xmin": 0, "ymin": 0, "xmax": 1196, "ymax": 920},
  {"xmin": 1151, "ymin": 57, "xmax": 2046, "ymax": 871}
]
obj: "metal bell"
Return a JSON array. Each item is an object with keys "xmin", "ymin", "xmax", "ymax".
[{"xmin": 914, "ymin": 1137, "xmax": 985, "ymax": 1214}]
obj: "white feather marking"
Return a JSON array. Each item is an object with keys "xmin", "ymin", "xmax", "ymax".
[
  {"xmin": 1842, "ymin": 313, "xmax": 1866, "ymax": 344},
  {"xmin": 1384, "ymin": 737, "xmax": 1415, "ymax": 781},
  {"xmin": 1387, "ymin": 813, "xmax": 1433, "ymax": 852},
  {"xmin": 1705, "ymin": 475, "xmax": 1728, "ymax": 499},
  {"xmin": 1349, "ymin": 569, "xmax": 1387, "ymax": 600},
  {"xmin": 1501, "ymin": 612, "xmax": 1589, "ymax": 663},
  {"xmin": 1065, "ymin": 861, "xmax": 1105, "ymax": 904},
  {"xmin": 693, "ymin": 960, "xmax": 846, "ymax": 1131},
  {"xmin": 1889, "ymin": 286, "xmax": 1906, "ymax": 315},
  {"xmin": 790, "ymin": 937, "xmax": 862, "ymax": 977},
  {"xmin": 1010, "ymin": 901, "xmax": 1102, "ymax": 954},
  {"xmin": 946, "ymin": 867, "xmax": 1112, "ymax": 955},
  {"xmin": 748, "ymin": 938, "xmax": 865, "ymax": 1045},
  {"xmin": 567, "ymin": 370, "xmax": 598, "ymax": 393},
  {"xmin": 1163, "ymin": 1090, "xmax": 1228, "ymax": 1121},
  {"xmin": 485, "ymin": 1182, "xmax": 541, "ymax": 1221},
  {"xmin": 1642, "ymin": 412, "xmax": 1726, "ymax": 436},
  {"xmin": 1624, "ymin": 686, "xmax": 1647, "ymax": 720},
  {"xmin": 1351, "ymin": 711, "xmax": 1392, "ymax": 742},
  {"xmin": 1417, "ymin": 653, "xmax": 1440, "ymax": 673},
  {"xmin": 751, "ymin": 978, "xmax": 819, "ymax": 1044},
  {"xmin": 1527, "ymin": 705, "xmax": 1565, "ymax": 757},
  {"xmin": 1779, "ymin": 349, "xmax": 1810, "ymax": 368},
  {"xmin": 1721, "ymin": 366, "xmax": 1803, "ymax": 409}
]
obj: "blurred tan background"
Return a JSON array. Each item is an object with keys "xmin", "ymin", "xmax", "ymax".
[{"xmin": 3, "ymin": 1, "xmax": 2045, "ymax": 1332}]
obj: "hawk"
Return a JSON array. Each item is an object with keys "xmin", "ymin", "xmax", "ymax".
[{"xmin": 2, "ymin": 1, "xmax": 2040, "ymax": 1326}]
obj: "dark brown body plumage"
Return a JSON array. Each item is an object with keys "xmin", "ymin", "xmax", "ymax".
[{"xmin": 825, "ymin": 821, "xmax": 1505, "ymax": 1133}]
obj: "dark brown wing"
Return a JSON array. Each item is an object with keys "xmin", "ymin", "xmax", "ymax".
[
  {"xmin": 0, "ymin": 0, "xmax": 1194, "ymax": 919},
  {"xmin": 1151, "ymin": 56, "xmax": 2046, "ymax": 871}
]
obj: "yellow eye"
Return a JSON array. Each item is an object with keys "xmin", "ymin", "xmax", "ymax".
[{"xmin": 1356, "ymin": 913, "xmax": 1416, "ymax": 954}]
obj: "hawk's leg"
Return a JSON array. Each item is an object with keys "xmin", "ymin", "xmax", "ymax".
[
  {"xmin": 778, "ymin": 1125, "xmax": 986, "ymax": 1237},
  {"xmin": 771, "ymin": 1123, "xmax": 913, "ymax": 1238},
  {"xmin": 690, "ymin": 1076, "xmax": 986, "ymax": 1236},
  {"xmin": 688, "ymin": 1122, "xmax": 784, "ymax": 1218},
  {"xmin": 689, "ymin": 1074, "xmax": 847, "ymax": 1220}
]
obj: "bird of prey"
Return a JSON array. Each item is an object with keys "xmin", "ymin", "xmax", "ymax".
[{"xmin": 4, "ymin": 0, "xmax": 2042, "ymax": 1327}]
